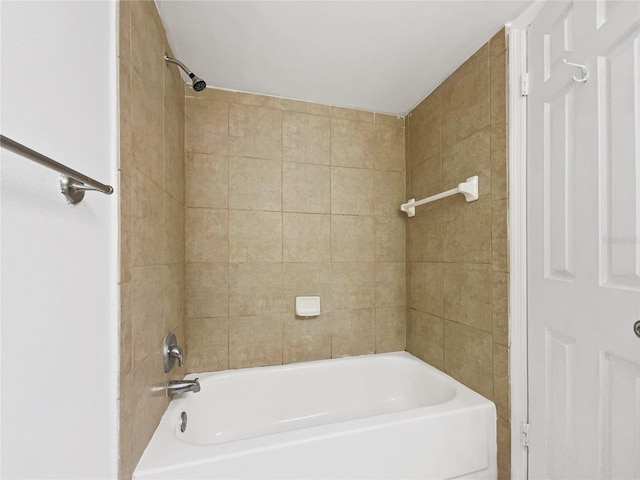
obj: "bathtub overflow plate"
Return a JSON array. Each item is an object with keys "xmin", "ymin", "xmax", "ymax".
[{"xmin": 180, "ymin": 411, "xmax": 187, "ymax": 433}]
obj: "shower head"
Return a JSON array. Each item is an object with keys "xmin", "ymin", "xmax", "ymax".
[
  {"xmin": 164, "ymin": 55, "xmax": 207, "ymax": 92},
  {"xmin": 190, "ymin": 74, "xmax": 207, "ymax": 92}
]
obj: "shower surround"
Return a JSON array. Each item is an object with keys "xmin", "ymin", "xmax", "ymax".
[
  {"xmin": 118, "ymin": 1, "xmax": 509, "ymax": 478},
  {"xmin": 183, "ymin": 87, "xmax": 407, "ymax": 372},
  {"xmin": 118, "ymin": 1, "xmax": 186, "ymax": 478},
  {"xmin": 405, "ymin": 30, "xmax": 510, "ymax": 478}
]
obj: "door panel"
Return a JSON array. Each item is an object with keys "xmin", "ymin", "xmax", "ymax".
[
  {"xmin": 528, "ymin": 1, "xmax": 640, "ymax": 478},
  {"xmin": 596, "ymin": 32, "xmax": 640, "ymax": 290},
  {"xmin": 598, "ymin": 352, "xmax": 640, "ymax": 478}
]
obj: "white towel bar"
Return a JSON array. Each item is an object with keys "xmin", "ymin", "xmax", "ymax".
[{"xmin": 400, "ymin": 175, "xmax": 479, "ymax": 217}]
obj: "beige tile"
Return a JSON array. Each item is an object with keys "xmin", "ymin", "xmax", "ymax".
[
  {"xmin": 491, "ymin": 121, "xmax": 508, "ymax": 200},
  {"xmin": 442, "ymin": 126, "xmax": 491, "ymax": 196},
  {"xmin": 119, "ymin": 60, "xmax": 133, "ymax": 176},
  {"xmin": 120, "ymin": 282, "xmax": 133, "ymax": 376},
  {"xmin": 131, "ymin": 350, "xmax": 169, "ymax": 454},
  {"xmin": 408, "ymin": 89, "xmax": 440, "ymax": 168},
  {"xmin": 229, "ymin": 156, "xmax": 282, "ymax": 211},
  {"xmin": 490, "ymin": 33, "xmax": 508, "ymax": 128},
  {"xmin": 407, "ymin": 206, "xmax": 442, "ymax": 262},
  {"xmin": 443, "ymin": 263, "xmax": 492, "ymax": 332},
  {"xmin": 440, "ymin": 81, "xmax": 466, "ymax": 152},
  {"xmin": 185, "ymin": 263, "xmax": 228, "ymax": 319},
  {"xmin": 185, "ymin": 153, "xmax": 229, "ymax": 209},
  {"xmin": 283, "ymin": 316, "xmax": 332, "ymax": 363},
  {"xmin": 375, "ymin": 262, "xmax": 406, "ymax": 307},
  {"xmin": 440, "ymin": 45, "xmax": 490, "ymax": 149},
  {"xmin": 228, "ymin": 91, "xmax": 282, "ymax": 109},
  {"xmin": 331, "ymin": 263, "xmax": 376, "ymax": 311},
  {"xmin": 229, "ymin": 103, "xmax": 282, "ymax": 160},
  {"xmin": 283, "ymin": 162, "xmax": 330, "ymax": 214},
  {"xmin": 131, "ymin": 69, "xmax": 163, "ymax": 187},
  {"xmin": 129, "ymin": 406, "xmax": 167, "ymax": 476},
  {"xmin": 331, "ymin": 215, "xmax": 374, "ymax": 262},
  {"xmin": 492, "ymin": 198, "xmax": 509, "ymax": 272},
  {"xmin": 375, "ymin": 215, "xmax": 406, "ymax": 262},
  {"xmin": 185, "ymin": 85, "xmax": 228, "ymax": 102},
  {"xmin": 410, "ymin": 154, "xmax": 442, "ymax": 200},
  {"xmin": 490, "ymin": 28, "xmax": 507, "ymax": 57},
  {"xmin": 185, "ymin": 98, "xmax": 229, "ymax": 154},
  {"xmin": 331, "ymin": 106, "xmax": 374, "ymax": 123},
  {"xmin": 119, "ymin": 369, "xmax": 134, "ymax": 429},
  {"xmin": 375, "ymin": 113, "xmax": 405, "ymax": 128},
  {"xmin": 375, "ymin": 124, "xmax": 405, "ymax": 172},
  {"xmin": 283, "ymin": 213, "xmax": 330, "ymax": 262},
  {"xmin": 163, "ymin": 61, "xmax": 185, "ymax": 203},
  {"xmin": 131, "ymin": 266, "xmax": 165, "ymax": 366},
  {"xmin": 229, "ymin": 315, "xmax": 283, "ymax": 368},
  {"xmin": 281, "ymin": 98, "xmax": 331, "ymax": 116},
  {"xmin": 118, "ymin": 412, "xmax": 134, "ymax": 480},
  {"xmin": 229, "ymin": 210, "xmax": 282, "ymax": 263},
  {"xmin": 164, "ymin": 193, "xmax": 184, "ymax": 265},
  {"xmin": 455, "ymin": 46, "xmax": 491, "ymax": 138},
  {"xmin": 163, "ymin": 263, "xmax": 184, "ymax": 332},
  {"xmin": 443, "ymin": 320, "xmax": 493, "ymax": 399},
  {"xmin": 186, "ymin": 318, "xmax": 229, "ymax": 373},
  {"xmin": 185, "ymin": 208, "xmax": 228, "ymax": 263},
  {"xmin": 375, "ymin": 307, "xmax": 406, "ymax": 353},
  {"xmin": 130, "ymin": 0, "xmax": 163, "ymax": 93},
  {"xmin": 331, "ymin": 309, "xmax": 375, "ymax": 357},
  {"xmin": 331, "ymin": 118, "xmax": 375, "ymax": 169},
  {"xmin": 120, "ymin": 172, "xmax": 132, "ymax": 282},
  {"xmin": 493, "ymin": 343, "xmax": 510, "ymax": 420},
  {"xmin": 409, "ymin": 262, "xmax": 443, "ymax": 316},
  {"xmin": 283, "ymin": 111, "xmax": 331, "ymax": 165},
  {"xmin": 118, "ymin": 0, "xmax": 131, "ymax": 61},
  {"xmin": 229, "ymin": 263, "xmax": 287, "ymax": 316},
  {"xmin": 406, "ymin": 309, "xmax": 444, "ymax": 369},
  {"xmin": 497, "ymin": 416, "xmax": 511, "ymax": 480},
  {"xmin": 492, "ymin": 271, "xmax": 509, "ymax": 346},
  {"xmin": 405, "ymin": 127, "xmax": 411, "ymax": 183},
  {"xmin": 442, "ymin": 194, "xmax": 492, "ymax": 263},
  {"xmin": 283, "ymin": 263, "xmax": 333, "ymax": 314},
  {"xmin": 331, "ymin": 167, "xmax": 374, "ymax": 215},
  {"xmin": 375, "ymin": 171, "xmax": 405, "ymax": 217},
  {"xmin": 132, "ymin": 169, "xmax": 164, "ymax": 267}
]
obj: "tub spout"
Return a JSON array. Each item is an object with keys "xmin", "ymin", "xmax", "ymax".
[{"xmin": 167, "ymin": 378, "xmax": 200, "ymax": 396}]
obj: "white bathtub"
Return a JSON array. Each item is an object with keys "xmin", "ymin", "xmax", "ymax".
[{"xmin": 134, "ymin": 352, "xmax": 496, "ymax": 479}]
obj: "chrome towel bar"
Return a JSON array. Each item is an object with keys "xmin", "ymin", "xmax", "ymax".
[{"xmin": 0, "ymin": 134, "xmax": 114, "ymax": 204}]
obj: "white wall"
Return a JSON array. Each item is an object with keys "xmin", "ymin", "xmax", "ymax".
[{"xmin": 0, "ymin": 2, "xmax": 118, "ymax": 478}]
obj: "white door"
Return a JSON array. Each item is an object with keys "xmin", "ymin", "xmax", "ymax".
[{"xmin": 527, "ymin": 0, "xmax": 640, "ymax": 478}]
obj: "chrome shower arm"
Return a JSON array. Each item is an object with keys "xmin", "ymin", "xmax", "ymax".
[{"xmin": 164, "ymin": 55, "xmax": 194, "ymax": 76}]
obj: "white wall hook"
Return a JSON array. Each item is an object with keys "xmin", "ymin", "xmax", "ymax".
[{"xmin": 563, "ymin": 59, "xmax": 589, "ymax": 83}]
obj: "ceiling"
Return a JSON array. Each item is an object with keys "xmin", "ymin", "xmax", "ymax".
[{"xmin": 156, "ymin": 1, "xmax": 532, "ymax": 115}]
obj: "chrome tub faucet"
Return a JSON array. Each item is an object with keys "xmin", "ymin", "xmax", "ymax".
[{"xmin": 167, "ymin": 378, "xmax": 201, "ymax": 396}]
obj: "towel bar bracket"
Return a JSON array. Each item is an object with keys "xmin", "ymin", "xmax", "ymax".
[{"xmin": 60, "ymin": 176, "xmax": 86, "ymax": 204}]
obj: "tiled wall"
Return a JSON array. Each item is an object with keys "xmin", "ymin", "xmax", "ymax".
[
  {"xmin": 118, "ymin": 1, "xmax": 185, "ymax": 478},
  {"xmin": 183, "ymin": 88, "xmax": 407, "ymax": 372},
  {"xmin": 405, "ymin": 29, "xmax": 510, "ymax": 478}
]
